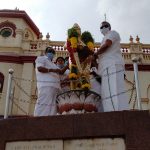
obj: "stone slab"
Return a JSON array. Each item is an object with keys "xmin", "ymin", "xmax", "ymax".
[
  {"xmin": 5, "ymin": 138, "xmax": 125, "ymax": 150},
  {"xmin": 64, "ymin": 138, "xmax": 125, "ymax": 150},
  {"xmin": 5, "ymin": 140, "xmax": 63, "ymax": 150}
]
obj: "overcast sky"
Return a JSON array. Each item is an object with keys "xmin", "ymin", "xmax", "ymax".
[{"xmin": 0, "ymin": 0, "xmax": 150, "ymax": 43}]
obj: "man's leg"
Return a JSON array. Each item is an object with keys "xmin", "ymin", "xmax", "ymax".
[
  {"xmin": 100, "ymin": 67, "xmax": 117, "ymax": 112},
  {"xmin": 115, "ymin": 65, "xmax": 129, "ymax": 111},
  {"xmin": 100, "ymin": 65, "xmax": 129, "ymax": 112},
  {"xmin": 48, "ymin": 87, "xmax": 59, "ymax": 115},
  {"xmin": 34, "ymin": 86, "xmax": 58, "ymax": 116}
]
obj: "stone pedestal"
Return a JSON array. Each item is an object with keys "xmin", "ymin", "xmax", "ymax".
[{"xmin": 56, "ymin": 90, "xmax": 102, "ymax": 114}]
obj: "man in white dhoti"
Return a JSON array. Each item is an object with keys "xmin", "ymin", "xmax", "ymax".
[
  {"xmin": 94, "ymin": 21, "xmax": 129, "ymax": 112},
  {"xmin": 34, "ymin": 47, "xmax": 68, "ymax": 116}
]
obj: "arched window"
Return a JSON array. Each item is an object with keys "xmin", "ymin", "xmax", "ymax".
[
  {"xmin": 0, "ymin": 73, "xmax": 4, "ymax": 93},
  {"xmin": 0, "ymin": 21, "xmax": 16, "ymax": 38},
  {"xmin": 0, "ymin": 27, "xmax": 12, "ymax": 38}
]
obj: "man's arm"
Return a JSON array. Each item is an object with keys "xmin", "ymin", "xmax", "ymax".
[
  {"xmin": 59, "ymin": 65, "xmax": 69, "ymax": 74},
  {"xmin": 37, "ymin": 65, "xmax": 69, "ymax": 74},
  {"xmin": 37, "ymin": 66, "xmax": 60, "ymax": 73},
  {"xmin": 94, "ymin": 39, "xmax": 112, "ymax": 57}
]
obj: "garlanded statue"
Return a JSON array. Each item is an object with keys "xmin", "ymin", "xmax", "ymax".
[
  {"xmin": 66, "ymin": 23, "xmax": 94, "ymax": 90},
  {"xmin": 56, "ymin": 23, "xmax": 101, "ymax": 114}
]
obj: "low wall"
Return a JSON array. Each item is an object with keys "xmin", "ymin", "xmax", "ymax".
[{"xmin": 0, "ymin": 111, "xmax": 150, "ymax": 150}]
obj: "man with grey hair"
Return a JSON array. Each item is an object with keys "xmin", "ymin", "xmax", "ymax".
[{"xmin": 94, "ymin": 21, "xmax": 129, "ymax": 112}]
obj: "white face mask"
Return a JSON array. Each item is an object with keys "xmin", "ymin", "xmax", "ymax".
[
  {"xmin": 47, "ymin": 52, "xmax": 54, "ymax": 60},
  {"xmin": 100, "ymin": 27, "xmax": 109, "ymax": 36},
  {"xmin": 57, "ymin": 64, "xmax": 64, "ymax": 69}
]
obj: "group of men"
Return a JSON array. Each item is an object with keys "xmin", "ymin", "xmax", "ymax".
[{"xmin": 34, "ymin": 21, "xmax": 129, "ymax": 117}]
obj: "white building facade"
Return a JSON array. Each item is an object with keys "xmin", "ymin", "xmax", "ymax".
[{"xmin": 0, "ymin": 9, "xmax": 149, "ymax": 116}]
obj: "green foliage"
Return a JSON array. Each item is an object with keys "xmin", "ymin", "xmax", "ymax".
[
  {"xmin": 68, "ymin": 28, "xmax": 79, "ymax": 38},
  {"xmin": 81, "ymin": 31, "xmax": 94, "ymax": 44}
]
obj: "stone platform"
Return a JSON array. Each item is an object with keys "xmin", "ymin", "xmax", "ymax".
[{"xmin": 0, "ymin": 111, "xmax": 150, "ymax": 150}]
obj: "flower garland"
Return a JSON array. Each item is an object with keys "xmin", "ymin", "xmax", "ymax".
[
  {"xmin": 67, "ymin": 27, "xmax": 79, "ymax": 84},
  {"xmin": 69, "ymin": 64, "xmax": 78, "ymax": 80},
  {"xmin": 81, "ymin": 31, "xmax": 94, "ymax": 51},
  {"xmin": 67, "ymin": 26, "xmax": 94, "ymax": 90},
  {"xmin": 80, "ymin": 76, "xmax": 91, "ymax": 90},
  {"xmin": 67, "ymin": 28, "xmax": 79, "ymax": 64}
]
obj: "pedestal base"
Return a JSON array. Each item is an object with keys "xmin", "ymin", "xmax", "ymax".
[{"xmin": 56, "ymin": 90, "xmax": 101, "ymax": 114}]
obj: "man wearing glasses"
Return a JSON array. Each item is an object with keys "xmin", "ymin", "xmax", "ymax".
[
  {"xmin": 34, "ymin": 47, "xmax": 68, "ymax": 116},
  {"xmin": 94, "ymin": 21, "xmax": 129, "ymax": 112}
]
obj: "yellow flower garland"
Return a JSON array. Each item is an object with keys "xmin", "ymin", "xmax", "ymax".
[
  {"xmin": 87, "ymin": 41, "xmax": 94, "ymax": 51},
  {"xmin": 69, "ymin": 73, "xmax": 78, "ymax": 79},
  {"xmin": 70, "ymin": 37, "xmax": 78, "ymax": 48},
  {"xmin": 81, "ymin": 83, "xmax": 91, "ymax": 89}
]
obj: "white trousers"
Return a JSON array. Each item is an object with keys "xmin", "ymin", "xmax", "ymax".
[
  {"xmin": 34, "ymin": 86, "xmax": 59, "ymax": 116},
  {"xmin": 98, "ymin": 64, "xmax": 129, "ymax": 112}
]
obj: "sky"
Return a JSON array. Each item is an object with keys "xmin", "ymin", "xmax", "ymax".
[{"xmin": 0, "ymin": 0, "xmax": 150, "ymax": 43}]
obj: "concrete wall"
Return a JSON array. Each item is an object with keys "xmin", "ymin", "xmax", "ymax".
[{"xmin": 0, "ymin": 111, "xmax": 150, "ymax": 150}]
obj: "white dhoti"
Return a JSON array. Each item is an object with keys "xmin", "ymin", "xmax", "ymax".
[
  {"xmin": 98, "ymin": 64, "xmax": 129, "ymax": 112},
  {"xmin": 34, "ymin": 86, "xmax": 59, "ymax": 116}
]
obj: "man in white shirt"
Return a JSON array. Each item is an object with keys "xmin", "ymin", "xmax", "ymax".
[
  {"xmin": 94, "ymin": 21, "xmax": 129, "ymax": 112},
  {"xmin": 34, "ymin": 47, "xmax": 68, "ymax": 116}
]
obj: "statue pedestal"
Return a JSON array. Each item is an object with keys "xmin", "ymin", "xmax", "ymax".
[{"xmin": 56, "ymin": 90, "xmax": 102, "ymax": 114}]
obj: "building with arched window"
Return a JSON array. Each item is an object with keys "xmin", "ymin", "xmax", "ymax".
[{"xmin": 0, "ymin": 9, "xmax": 150, "ymax": 116}]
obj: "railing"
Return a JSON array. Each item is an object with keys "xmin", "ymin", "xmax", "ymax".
[{"xmin": 24, "ymin": 39, "xmax": 150, "ymax": 64}]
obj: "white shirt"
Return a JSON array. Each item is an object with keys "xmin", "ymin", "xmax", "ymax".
[
  {"xmin": 98, "ymin": 30, "xmax": 124, "ymax": 70},
  {"xmin": 35, "ymin": 56, "xmax": 60, "ymax": 89}
]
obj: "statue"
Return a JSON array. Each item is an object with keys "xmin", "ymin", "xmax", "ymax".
[
  {"xmin": 56, "ymin": 23, "xmax": 101, "ymax": 114},
  {"xmin": 66, "ymin": 23, "xmax": 94, "ymax": 90}
]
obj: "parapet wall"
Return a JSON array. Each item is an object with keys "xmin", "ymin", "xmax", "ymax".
[{"xmin": 0, "ymin": 111, "xmax": 150, "ymax": 150}]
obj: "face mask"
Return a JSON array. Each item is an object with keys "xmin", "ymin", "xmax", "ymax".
[
  {"xmin": 47, "ymin": 52, "xmax": 54, "ymax": 60},
  {"xmin": 100, "ymin": 27, "xmax": 109, "ymax": 36},
  {"xmin": 57, "ymin": 64, "xmax": 64, "ymax": 69}
]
